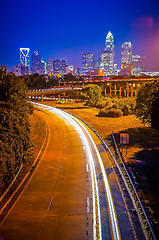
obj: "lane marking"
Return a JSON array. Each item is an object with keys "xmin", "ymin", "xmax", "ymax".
[{"xmin": 47, "ymin": 196, "xmax": 54, "ymax": 211}]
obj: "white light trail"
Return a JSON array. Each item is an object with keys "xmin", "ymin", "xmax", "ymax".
[
  {"xmin": 73, "ymin": 118, "xmax": 121, "ymax": 240},
  {"xmin": 86, "ymin": 164, "xmax": 89, "ymax": 172}
]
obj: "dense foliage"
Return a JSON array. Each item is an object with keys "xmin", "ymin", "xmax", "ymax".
[
  {"xmin": 80, "ymin": 84, "xmax": 102, "ymax": 106},
  {"xmin": 151, "ymin": 91, "xmax": 159, "ymax": 130},
  {"xmin": 25, "ymin": 74, "xmax": 58, "ymax": 89},
  {"xmin": 24, "ymin": 73, "xmax": 84, "ymax": 90},
  {"xmin": 98, "ymin": 97, "xmax": 135, "ymax": 117},
  {"xmin": 135, "ymin": 80, "xmax": 159, "ymax": 129},
  {"xmin": 0, "ymin": 70, "xmax": 33, "ymax": 193}
]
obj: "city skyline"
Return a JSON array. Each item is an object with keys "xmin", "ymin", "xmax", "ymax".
[{"xmin": 1, "ymin": 0, "xmax": 159, "ymax": 71}]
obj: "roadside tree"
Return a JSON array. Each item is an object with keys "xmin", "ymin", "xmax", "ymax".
[
  {"xmin": 135, "ymin": 80, "xmax": 159, "ymax": 127},
  {"xmin": 80, "ymin": 84, "xmax": 102, "ymax": 106}
]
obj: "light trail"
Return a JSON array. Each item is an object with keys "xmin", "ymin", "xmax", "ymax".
[
  {"xmin": 33, "ymin": 102, "xmax": 120, "ymax": 240},
  {"xmin": 73, "ymin": 117, "xmax": 121, "ymax": 240}
]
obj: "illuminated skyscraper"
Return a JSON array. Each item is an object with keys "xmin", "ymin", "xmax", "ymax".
[
  {"xmin": 140, "ymin": 56, "xmax": 147, "ymax": 72},
  {"xmin": 31, "ymin": 50, "xmax": 43, "ymax": 74},
  {"xmin": 20, "ymin": 48, "xmax": 30, "ymax": 68},
  {"xmin": 100, "ymin": 31, "xmax": 114, "ymax": 75},
  {"xmin": 46, "ymin": 58, "xmax": 54, "ymax": 75},
  {"xmin": 66, "ymin": 64, "xmax": 74, "ymax": 74},
  {"xmin": 100, "ymin": 51, "xmax": 108, "ymax": 73},
  {"xmin": 132, "ymin": 55, "xmax": 141, "ymax": 75},
  {"xmin": 41, "ymin": 60, "xmax": 46, "ymax": 74},
  {"xmin": 121, "ymin": 42, "xmax": 132, "ymax": 65},
  {"xmin": 13, "ymin": 63, "xmax": 29, "ymax": 76},
  {"xmin": 82, "ymin": 53, "xmax": 94, "ymax": 75},
  {"xmin": 53, "ymin": 59, "xmax": 67, "ymax": 75}
]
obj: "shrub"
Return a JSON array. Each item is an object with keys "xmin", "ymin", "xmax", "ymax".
[
  {"xmin": 95, "ymin": 101, "xmax": 106, "ymax": 109},
  {"xmin": 98, "ymin": 108, "xmax": 123, "ymax": 118},
  {"xmin": 103, "ymin": 97, "xmax": 113, "ymax": 107},
  {"xmin": 112, "ymin": 98, "xmax": 135, "ymax": 116}
]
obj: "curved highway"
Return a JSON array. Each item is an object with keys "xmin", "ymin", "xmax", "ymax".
[{"xmin": 0, "ymin": 103, "xmax": 147, "ymax": 240}]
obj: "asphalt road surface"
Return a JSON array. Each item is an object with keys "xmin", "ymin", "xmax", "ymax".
[{"xmin": 0, "ymin": 104, "xmax": 147, "ymax": 240}]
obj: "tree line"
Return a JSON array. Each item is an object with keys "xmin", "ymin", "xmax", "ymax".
[
  {"xmin": 0, "ymin": 70, "xmax": 33, "ymax": 194},
  {"xmin": 24, "ymin": 73, "xmax": 84, "ymax": 90}
]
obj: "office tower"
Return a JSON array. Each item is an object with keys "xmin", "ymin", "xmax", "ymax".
[
  {"xmin": 82, "ymin": 53, "xmax": 94, "ymax": 75},
  {"xmin": 140, "ymin": 56, "xmax": 147, "ymax": 72},
  {"xmin": 53, "ymin": 60, "xmax": 67, "ymax": 75},
  {"xmin": 66, "ymin": 64, "xmax": 74, "ymax": 74},
  {"xmin": 132, "ymin": 55, "xmax": 141, "ymax": 75},
  {"xmin": 105, "ymin": 31, "xmax": 114, "ymax": 75},
  {"xmin": 20, "ymin": 48, "xmax": 30, "ymax": 68},
  {"xmin": 41, "ymin": 60, "xmax": 46, "ymax": 74},
  {"xmin": 94, "ymin": 59, "xmax": 100, "ymax": 69},
  {"xmin": 119, "ymin": 62, "xmax": 133, "ymax": 76},
  {"xmin": 100, "ymin": 31, "xmax": 114, "ymax": 75},
  {"xmin": 100, "ymin": 51, "xmax": 107, "ymax": 74},
  {"xmin": 121, "ymin": 42, "xmax": 132, "ymax": 65},
  {"xmin": 46, "ymin": 58, "xmax": 54, "ymax": 75},
  {"xmin": 13, "ymin": 63, "xmax": 29, "ymax": 76},
  {"xmin": 31, "ymin": 50, "xmax": 43, "ymax": 74},
  {"xmin": 114, "ymin": 64, "xmax": 118, "ymax": 75}
]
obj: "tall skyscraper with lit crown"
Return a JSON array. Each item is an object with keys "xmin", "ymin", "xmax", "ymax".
[
  {"xmin": 20, "ymin": 48, "xmax": 30, "ymax": 68},
  {"xmin": 100, "ymin": 31, "xmax": 114, "ymax": 75}
]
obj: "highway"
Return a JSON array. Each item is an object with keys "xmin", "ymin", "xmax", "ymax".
[{"xmin": 0, "ymin": 103, "xmax": 147, "ymax": 240}]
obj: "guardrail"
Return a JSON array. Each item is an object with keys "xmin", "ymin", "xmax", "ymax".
[{"xmin": 111, "ymin": 132, "xmax": 157, "ymax": 240}]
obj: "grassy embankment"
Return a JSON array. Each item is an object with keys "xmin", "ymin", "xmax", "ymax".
[
  {"xmin": 29, "ymin": 110, "xmax": 47, "ymax": 159},
  {"xmin": 36, "ymin": 99, "xmax": 159, "ymax": 237},
  {"xmin": 0, "ymin": 110, "xmax": 46, "ymax": 209}
]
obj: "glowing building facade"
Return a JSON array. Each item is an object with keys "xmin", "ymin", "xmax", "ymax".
[
  {"xmin": 46, "ymin": 58, "xmax": 54, "ymax": 75},
  {"xmin": 41, "ymin": 60, "xmax": 46, "ymax": 74},
  {"xmin": 132, "ymin": 55, "xmax": 141, "ymax": 75},
  {"xmin": 53, "ymin": 59, "xmax": 67, "ymax": 75},
  {"xmin": 82, "ymin": 53, "xmax": 94, "ymax": 75},
  {"xmin": 100, "ymin": 31, "xmax": 114, "ymax": 75},
  {"xmin": 140, "ymin": 56, "xmax": 147, "ymax": 72},
  {"xmin": 20, "ymin": 48, "xmax": 30, "ymax": 68},
  {"xmin": 31, "ymin": 50, "xmax": 43, "ymax": 74},
  {"xmin": 121, "ymin": 42, "xmax": 132, "ymax": 65}
]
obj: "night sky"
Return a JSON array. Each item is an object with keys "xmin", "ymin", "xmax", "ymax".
[{"xmin": 1, "ymin": 0, "xmax": 159, "ymax": 71}]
